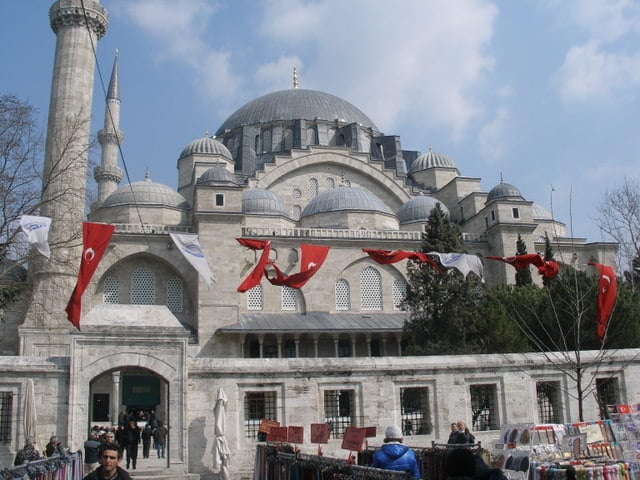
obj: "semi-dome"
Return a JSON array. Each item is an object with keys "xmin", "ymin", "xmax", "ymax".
[
  {"xmin": 397, "ymin": 195, "xmax": 449, "ymax": 224},
  {"xmin": 487, "ymin": 182, "xmax": 523, "ymax": 202},
  {"xmin": 103, "ymin": 177, "xmax": 190, "ymax": 209},
  {"xmin": 532, "ymin": 202, "xmax": 553, "ymax": 220},
  {"xmin": 301, "ymin": 187, "xmax": 392, "ymax": 218},
  {"xmin": 179, "ymin": 135, "xmax": 232, "ymax": 160},
  {"xmin": 215, "ymin": 89, "xmax": 378, "ymax": 135},
  {"xmin": 242, "ymin": 188, "xmax": 288, "ymax": 216},
  {"xmin": 410, "ymin": 148, "xmax": 457, "ymax": 173},
  {"xmin": 197, "ymin": 166, "xmax": 240, "ymax": 185}
]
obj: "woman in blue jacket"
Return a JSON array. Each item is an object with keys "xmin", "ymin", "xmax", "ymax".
[{"xmin": 372, "ymin": 425, "xmax": 421, "ymax": 479}]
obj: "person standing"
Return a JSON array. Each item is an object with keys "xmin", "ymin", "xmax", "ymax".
[
  {"xmin": 45, "ymin": 435, "xmax": 65, "ymax": 457},
  {"xmin": 141, "ymin": 424, "xmax": 153, "ymax": 459},
  {"xmin": 447, "ymin": 422, "xmax": 459, "ymax": 444},
  {"xmin": 83, "ymin": 443, "xmax": 132, "ymax": 480},
  {"xmin": 83, "ymin": 432, "xmax": 101, "ymax": 475},
  {"xmin": 153, "ymin": 421, "xmax": 168, "ymax": 459},
  {"xmin": 372, "ymin": 425, "xmax": 421, "ymax": 479},
  {"xmin": 122, "ymin": 420, "xmax": 141, "ymax": 470}
]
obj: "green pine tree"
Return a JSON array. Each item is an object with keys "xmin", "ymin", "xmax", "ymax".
[
  {"xmin": 403, "ymin": 204, "xmax": 486, "ymax": 355},
  {"xmin": 515, "ymin": 234, "xmax": 533, "ymax": 287}
]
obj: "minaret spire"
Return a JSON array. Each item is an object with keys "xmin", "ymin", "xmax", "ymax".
[{"xmin": 95, "ymin": 50, "xmax": 124, "ymax": 203}]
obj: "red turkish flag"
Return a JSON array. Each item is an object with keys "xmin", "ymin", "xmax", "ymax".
[
  {"xmin": 362, "ymin": 248, "xmax": 440, "ymax": 270},
  {"xmin": 266, "ymin": 244, "xmax": 329, "ymax": 289},
  {"xmin": 236, "ymin": 238, "xmax": 271, "ymax": 292},
  {"xmin": 65, "ymin": 222, "xmax": 115, "ymax": 329},
  {"xmin": 588, "ymin": 262, "xmax": 617, "ymax": 341},
  {"xmin": 486, "ymin": 253, "xmax": 559, "ymax": 279}
]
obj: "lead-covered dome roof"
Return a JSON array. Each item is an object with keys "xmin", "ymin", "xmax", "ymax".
[
  {"xmin": 410, "ymin": 148, "xmax": 457, "ymax": 173},
  {"xmin": 242, "ymin": 188, "xmax": 288, "ymax": 216},
  {"xmin": 397, "ymin": 195, "xmax": 449, "ymax": 224},
  {"xmin": 215, "ymin": 89, "xmax": 378, "ymax": 135},
  {"xmin": 180, "ymin": 135, "xmax": 232, "ymax": 160},
  {"xmin": 487, "ymin": 182, "xmax": 523, "ymax": 202},
  {"xmin": 301, "ymin": 187, "xmax": 391, "ymax": 218},
  {"xmin": 103, "ymin": 178, "xmax": 190, "ymax": 209},
  {"xmin": 197, "ymin": 166, "xmax": 241, "ymax": 185}
]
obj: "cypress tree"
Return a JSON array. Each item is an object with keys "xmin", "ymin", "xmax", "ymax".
[{"xmin": 515, "ymin": 234, "xmax": 533, "ymax": 286}]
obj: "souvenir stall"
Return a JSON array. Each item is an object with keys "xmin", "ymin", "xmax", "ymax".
[
  {"xmin": 490, "ymin": 406, "xmax": 640, "ymax": 480},
  {"xmin": 0, "ymin": 451, "xmax": 83, "ymax": 480}
]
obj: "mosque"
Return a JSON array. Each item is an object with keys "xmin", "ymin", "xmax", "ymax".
[{"xmin": 0, "ymin": 1, "xmax": 636, "ymax": 479}]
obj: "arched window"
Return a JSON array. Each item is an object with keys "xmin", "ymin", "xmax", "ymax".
[
  {"xmin": 283, "ymin": 129, "xmax": 293, "ymax": 150},
  {"xmin": 291, "ymin": 205, "xmax": 302, "ymax": 220},
  {"xmin": 166, "ymin": 277, "xmax": 184, "ymax": 313},
  {"xmin": 392, "ymin": 280, "xmax": 407, "ymax": 311},
  {"xmin": 326, "ymin": 177, "xmax": 335, "ymax": 189},
  {"xmin": 103, "ymin": 275, "xmax": 119, "ymax": 304},
  {"xmin": 307, "ymin": 127, "xmax": 317, "ymax": 146},
  {"xmin": 131, "ymin": 268, "xmax": 156, "ymax": 304},
  {"xmin": 335, "ymin": 279, "xmax": 351, "ymax": 311},
  {"xmin": 254, "ymin": 134, "xmax": 261, "ymax": 154},
  {"xmin": 308, "ymin": 178, "xmax": 318, "ymax": 197},
  {"xmin": 360, "ymin": 267, "xmax": 382, "ymax": 310},
  {"xmin": 262, "ymin": 129, "xmax": 272, "ymax": 153},
  {"xmin": 281, "ymin": 286, "xmax": 297, "ymax": 311},
  {"xmin": 247, "ymin": 284, "xmax": 263, "ymax": 311}
]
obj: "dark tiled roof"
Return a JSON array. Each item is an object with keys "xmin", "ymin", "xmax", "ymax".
[{"xmin": 218, "ymin": 312, "xmax": 406, "ymax": 334}]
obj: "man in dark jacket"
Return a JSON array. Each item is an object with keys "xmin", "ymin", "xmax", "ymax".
[
  {"xmin": 122, "ymin": 420, "xmax": 141, "ymax": 470},
  {"xmin": 83, "ymin": 443, "xmax": 132, "ymax": 480},
  {"xmin": 372, "ymin": 425, "xmax": 421, "ymax": 479}
]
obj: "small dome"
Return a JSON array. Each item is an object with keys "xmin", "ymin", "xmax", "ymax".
[
  {"xmin": 487, "ymin": 182, "xmax": 523, "ymax": 202},
  {"xmin": 532, "ymin": 202, "xmax": 553, "ymax": 220},
  {"xmin": 410, "ymin": 148, "xmax": 456, "ymax": 173},
  {"xmin": 397, "ymin": 196, "xmax": 449, "ymax": 224},
  {"xmin": 103, "ymin": 178, "xmax": 190, "ymax": 209},
  {"xmin": 301, "ymin": 187, "xmax": 392, "ymax": 218},
  {"xmin": 242, "ymin": 188, "xmax": 288, "ymax": 216},
  {"xmin": 179, "ymin": 135, "xmax": 232, "ymax": 160},
  {"xmin": 197, "ymin": 166, "xmax": 240, "ymax": 185}
]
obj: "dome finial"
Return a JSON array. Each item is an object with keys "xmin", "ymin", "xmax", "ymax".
[
  {"xmin": 293, "ymin": 67, "xmax": 299, "ymax": 89},
  {"xmin": 499, "ymin": 172, "xmax": 504, "ymax": 183},
  {"xmin": 428, "ymin": 144, "xmax": 433, "ymax": 152},
  {"xmin": 144, "ymin": 168, "xmax": 151, "ymax": 182}
]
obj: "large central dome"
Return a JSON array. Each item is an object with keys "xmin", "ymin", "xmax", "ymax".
[{"xmin": 215, "ymin": 88, "xmax": 378, "ymax": 135}]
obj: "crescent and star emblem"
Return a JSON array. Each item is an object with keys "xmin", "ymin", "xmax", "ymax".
[{"xmin": 84, "ymin": 248, "xmax": 96, "ymax": 262}]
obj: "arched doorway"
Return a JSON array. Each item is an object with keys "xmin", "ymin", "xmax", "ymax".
[{"xmin": 89, "ymin": 367, "xmax": 170, "ymax": 470}]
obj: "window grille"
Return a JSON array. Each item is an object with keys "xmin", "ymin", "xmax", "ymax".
[
  {"xmin": 103, "ymin": 275, "xmax": 119, "ymax": 304},
  {"xmin": 361, "ymin": 267, "xmax": 382, "ymax": 310},
  {"xmin": 335, "ymin": 279, "xmax": 351, "ymax": 311},
  {"xmin": 130, "ymin": 268, "xmax": 155, "ymax": 304},
  {"xmin": 283, "ymin": 340, "xmax": 296, "ymax": 358},
  {"xmin": 597, "ymin": 377, "xmax": 620, "ymax": 419},
  {"xmin": 262, "ymin": 129, "xmax": 272, "ymax": 152},
  {"xmin": 536, "ymin": 381, "xmax": 562, "ymax": 424},
  {"xmin": 244, "ymin": 391, "xmax": 277, "ymax": 439},
  {"xmin": 281, "ymin": 286, "xmax": 297, "ymax": 311},
  {"xmin": 291, "ymin": 205, "xmax": 301, "ymax": 220},
  {"xmin": 324, "ymin": 390, "xmax": 354, "ymax": 439},
  {"xmin": 308, "ymin": 178, "xmax": 319, "ymax": 197},
  {"xmin": 247, "ymin": 285, "xmax": 263, "ymax": 311},
  {"xmin": 401, "ymin": 387, "xmax": 432, "ymax": 435},
  {"xmin": 292, "ymin": 188, "xmax": 302, "ymax": 199},
  {"xmin": 166, "ymin": 277, "xmax": 184, "ymax": 313},
  {"xmin": 215, "ymin": 194, "xmax": 224, "ymax": 206},
  {"xmin": 0, "ymin": 392, "xmax": 12, "ymax": 444},
  {"xmin": 470, "ymin": 384, "xmax": 498, "ymax": 431},
  {"xmin": 326, "ymin": 177, "xmax": 335, "ymax": 189},
  {"xmin": 392, "ymin": 280, "xmax": 407, "ymax": 311},
  {"xmin": 512, "ymin": 207, "xmax": 520, "ymax": 219}
]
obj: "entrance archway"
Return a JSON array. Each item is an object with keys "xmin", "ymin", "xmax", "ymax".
[{"xmin": 89, "ymin": 367, "xmax": 170, "ymax": 471}]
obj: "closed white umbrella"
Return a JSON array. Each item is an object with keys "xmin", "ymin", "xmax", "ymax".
[
  {"xmin": 213, "ymin": 388, "xmax": 230, "ymax": 480},
  {"xmin": 23, "ymin": 379, "xmax": 38, "ymax": 444}
]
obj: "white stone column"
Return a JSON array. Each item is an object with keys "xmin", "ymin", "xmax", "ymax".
[
  {"xmin": 258, "ymin": 334, "xmax": 264, "ymax": 358},
  {"xmin": 313, "ymin": 335, "xmax": 319, "ymax": 357},
  {"xmin": 277, "ymin": 335, "xmax": 283, "ymax": 358},
  {"xmin": 350, "ymin": 334, "xmax": 356, "ymax": 357},
  {"xmin": 294, "ymin": 336, "xmax": 300, "ymax": 358},
  {"xmin": 111, "ymin": 371, "xmax": 121, "ymax": 425},
  {"xmin": 366, "ymin": 335, "xmax": 372, "ymax": 357},
  {"xmin": 333, "ymin": 336, "xmax": 339, "ymax": 357}
]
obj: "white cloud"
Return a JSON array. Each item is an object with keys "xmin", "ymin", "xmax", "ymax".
[
  {"xmin": 255, "ymin": 56, "xmax": 304, "ymax": 92},
  {"xmin": 258, "ymin": 0, "xmax": 497, "ymax": 140},
  {"xmin": 117, "ymin": 0, "xmax": 242, "ymax": 101},
  {"xmin": 477, "ymin": 107, "xmax": 510, "ymax": 162},
  {"xmin": 555, "ymin": 41, "xmax": 640, "ymax": 103}
]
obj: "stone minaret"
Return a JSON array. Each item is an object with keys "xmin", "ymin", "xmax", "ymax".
[
  {"xmin": 21, "ymin": 0, "xmax": 108, "ymax": 348},
  {"xmin": 95, "ymin": 51, "xmax": 124, "ymax": 203}
]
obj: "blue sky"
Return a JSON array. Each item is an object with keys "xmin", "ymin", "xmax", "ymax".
[{"xmin": 2, "ymin": 0, "xmax": 640, "ymax": 243}]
